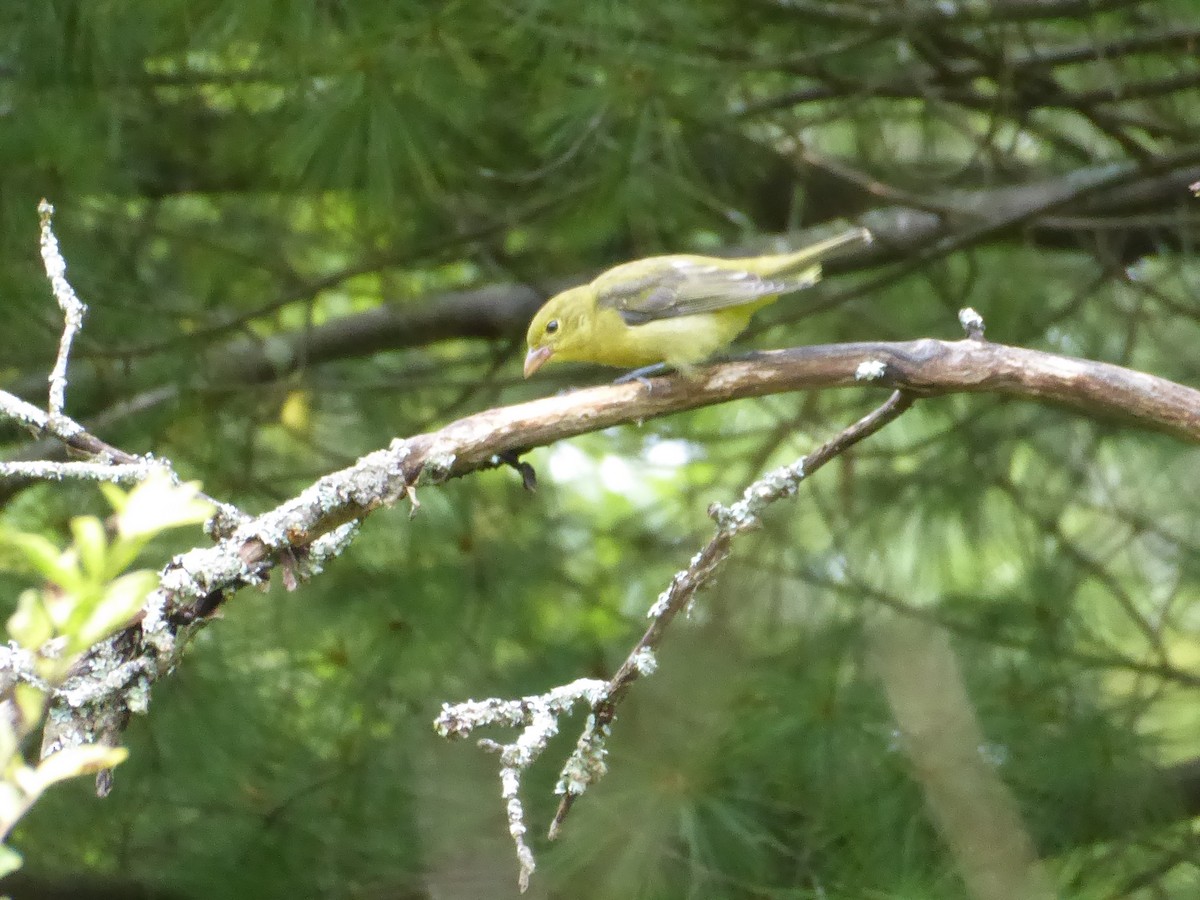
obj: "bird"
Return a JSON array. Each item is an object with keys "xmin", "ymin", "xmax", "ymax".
[{"xmin": 523, "ymin": 226, "xmax": 871, "ymax": 379}]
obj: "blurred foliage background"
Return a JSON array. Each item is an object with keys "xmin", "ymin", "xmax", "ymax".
[{"xmin": 2, "ymin": 0, "xmax": 1200, "ymax": 897}]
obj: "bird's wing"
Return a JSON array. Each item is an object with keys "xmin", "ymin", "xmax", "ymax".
[{"xmin": 595, "ymin": 257, "xmax": 819, "ymax": 325}]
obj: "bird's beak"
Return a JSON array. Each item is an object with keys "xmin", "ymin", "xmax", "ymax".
[{"xmin": 523, "ymin": 346, "xmax": 553, "ymax": 378}]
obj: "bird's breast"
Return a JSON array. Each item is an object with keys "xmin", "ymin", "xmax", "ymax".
[{"xmin": 585, "ymin": 306, "xmax": 761, "ymax": 368}]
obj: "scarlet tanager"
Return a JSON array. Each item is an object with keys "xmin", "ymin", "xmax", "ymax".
[{"xmin": 524, "ymin": 226, "xmax": 871, "ymax": 378}]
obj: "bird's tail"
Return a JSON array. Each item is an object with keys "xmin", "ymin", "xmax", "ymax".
[{"xmin": 758, "ymin": 226, "xmax": 872, "ymax": 276}]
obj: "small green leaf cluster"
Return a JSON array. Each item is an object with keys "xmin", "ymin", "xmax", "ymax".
[{"xmin": 0, "ymin": 473, "xmax": 213, "ymax": 875}]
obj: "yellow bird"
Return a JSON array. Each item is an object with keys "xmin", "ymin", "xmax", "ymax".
[{"xmin": 523, "ymin": 226, "xmax": 871, "ymax": 378}]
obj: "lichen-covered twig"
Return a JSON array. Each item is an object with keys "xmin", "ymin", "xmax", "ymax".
[
  {"xmin": 433, "ymin": 679, "xmax": 610, "ymax": 892},
  {"xmin": 37, "ymin": 200, "xmax": 87, "ymax": 423},
  {"xmin": 958, "ymin": 307, "xmax": 986, "ymax": 341},
  {"xmin": 545, "ymin": 389, "xmax": 915, "ymax": 845},
  {"xmin": 435, "ymin": 390, "xmax": 913, "ymax": 891},
  {"xmin": 3, "ymin": 204, "xmax": 244, "ymax": 530}
]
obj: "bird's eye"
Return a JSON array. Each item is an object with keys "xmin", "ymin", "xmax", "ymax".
[{"xmin": 545, "ymin": 319, "xmax": 559, "ymax": 335}]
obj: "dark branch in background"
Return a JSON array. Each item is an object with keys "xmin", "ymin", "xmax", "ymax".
[
  {"xmin": 210, "ymin": 284, "xmax": 545, "ymax": 385},
  {"xmin": 4, "ymin": 150, "xmax": 1197, "ymax": 469}
]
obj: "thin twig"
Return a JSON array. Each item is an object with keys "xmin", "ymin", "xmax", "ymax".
[
  {"xmin": 0, "ymin": 461, "xmax": 166, "ymax": 484},
  {"xmin": 548, "ymin": 389, "xmax": 915, "ymax": 839},
  {"xmin": 38, "ymin": 201, "xmax": 87, "ymax": 421}
]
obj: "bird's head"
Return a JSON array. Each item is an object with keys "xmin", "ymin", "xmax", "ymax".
[{"xmin": 524, "ymin": 286, "xmax": 591, "ymax": 377}]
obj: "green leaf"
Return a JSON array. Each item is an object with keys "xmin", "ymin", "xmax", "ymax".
[
  {"xmin": 0, "ymin": 715, "xmax": 17, "ymax": 772},
  {"xmin": 104, "ymin": 534, "xmax": 148, "ymax": 583},
  {"xmin": 6, "ymin": 589, "xmax": 54, "ymax": 650},
  {"xmin": 74, "ymin": 570, "xmax": 159, "ymax": 650},
  {"xmin": 28, "ymin": 745, "xmax": 129, "ymax": 792},
  {"xmin": 0, "ymin": 782, "xmax": 25, "ymax": 834},
  {"xmin": 97, "ymin": 481, "xmax": 128, "ymax": 515},
  {"xmin": 115, "ymin": 474, "xmax": 214, "ymax": 540},
  {"xmin": 69, "ymin": 515, "xmax": 109, "ymax": 583},
  {"xmin": 12, "ymin": 685, "xmax": 45, "ymax": 738},
  {"xmin": 0, "ymin": 533, "xmax": 78, "ymax": 591},
  {"xmin": 0, "ymin": 842, "xmax": 22, "ymax": 878}
]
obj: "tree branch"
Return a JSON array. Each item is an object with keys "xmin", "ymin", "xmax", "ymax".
[{"xmin": 26, "ymin": 331, "xmax": 1200, "ymax": 782}]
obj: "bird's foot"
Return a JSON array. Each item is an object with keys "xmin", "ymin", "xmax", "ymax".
[{"xmin": 613, "ymin": 363, "xmax": 672, "ymax": 387}]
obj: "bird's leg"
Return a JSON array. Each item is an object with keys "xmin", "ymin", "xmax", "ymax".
[{"xmin": 613, "ymin": 362, "xmax": 673, "ymax": 387}]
